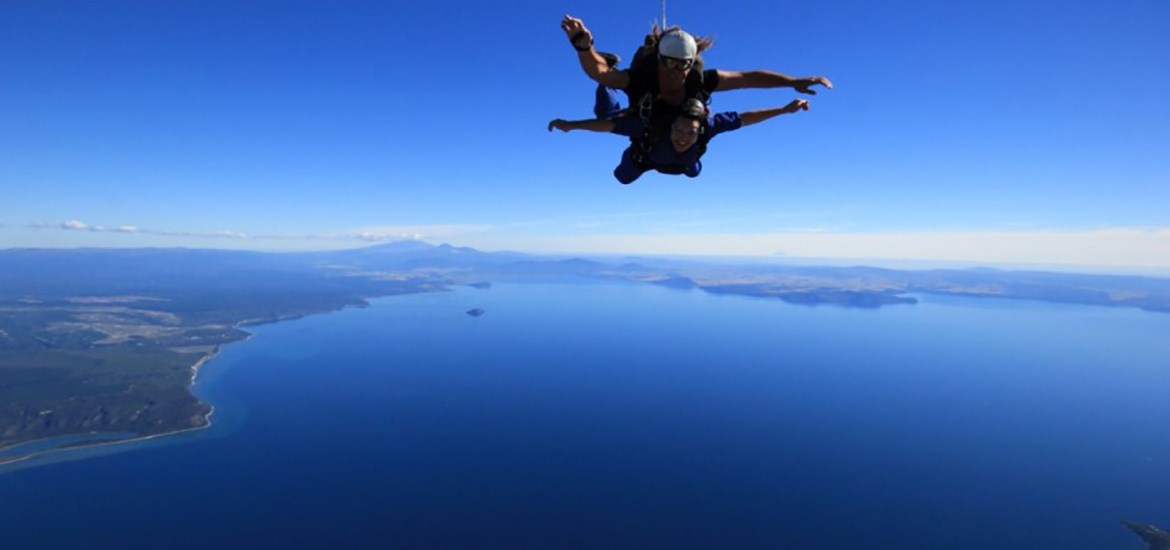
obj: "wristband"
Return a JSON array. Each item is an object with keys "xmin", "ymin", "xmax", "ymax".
[{"xmin": 570, "ymin": 31, "xmax": 593, "ymax": 51}]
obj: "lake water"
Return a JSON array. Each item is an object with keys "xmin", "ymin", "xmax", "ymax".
[{"xmin": 2, "ymin": 281, "xmax": 1169, "ymax": 548}]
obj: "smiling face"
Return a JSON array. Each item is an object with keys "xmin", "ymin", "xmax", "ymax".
[{"xmin": 670, "ymin": 116, "xmax": 702, "ymax": 152}]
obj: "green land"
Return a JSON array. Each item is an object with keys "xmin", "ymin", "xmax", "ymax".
[{"xmin": 4, "ymin": 243, "xmax": 1169, "ymax": 465}]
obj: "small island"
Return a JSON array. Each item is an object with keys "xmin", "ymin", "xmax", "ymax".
[{"xmin": 4, "ymin": 241, "xmax": 1170, "ymax": 467}]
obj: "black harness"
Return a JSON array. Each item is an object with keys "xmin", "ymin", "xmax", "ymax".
[{"xmin": 624, "ymin": 53, "xmax": 712, "ymax": 169}]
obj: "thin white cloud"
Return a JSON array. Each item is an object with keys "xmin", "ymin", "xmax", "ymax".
[
  {"xmin": 329, "ymin": 224, "xmax": 495, "ymax": 243},
  {"xmin": 477, "ymin": 227, "xmax": 1170, "ymax": 270},
  {"xmin": 498, "ymin": 209, "xmax": 854, "ymax": 237},
  {"xmin": 26, "ymin": 219, "xmax": 1170, "ymax": 271},
  {"xmin": 29, "ymin": 220, "xmax": 492, "ymax": 244},
  {"xmin": 355, "ymin": 231, "xmax": 422, "ymax": 242},
  {"xmin": 37, "ymin": 220, "xmax": 248, "ymax": 240},
  {"xmin": 499, "ymin": 208, "xmax": 750, "ymax": 233}
]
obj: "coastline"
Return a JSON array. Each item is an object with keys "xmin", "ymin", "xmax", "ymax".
[
  {"xmin": 0, "ymin": 347, "xmax": 229, "ymax": 470},
  {"xmin": 0, "ymin": 296, "xmax": 386, "ymax": 472},
  {"xmin": 0, "ymin": 408, "xmax": 216, "ymax": 469}
]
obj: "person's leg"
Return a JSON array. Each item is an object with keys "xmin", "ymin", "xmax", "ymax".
[
  {"xmin": 613, "ymin": 147, "xmax": 648, "ymax": 184},
  {"xmin": 592, "ymin": 52, "xmax": 623, "ymax": 119},
  {"xmin": 593, "ymin": 86, "xmax": 623, "ymax": 119}
]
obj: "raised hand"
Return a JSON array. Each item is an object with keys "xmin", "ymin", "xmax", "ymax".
[{"xmin": 560, "ymin": 14, "xmax": 592, "ymax": 48}]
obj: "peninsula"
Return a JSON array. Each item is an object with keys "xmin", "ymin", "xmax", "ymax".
[{"xmin": 4, "ymin": 242, "xmax": 1170, "ymax": 466}]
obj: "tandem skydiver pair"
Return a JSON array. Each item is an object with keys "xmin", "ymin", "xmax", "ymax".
[{"xmin": 549, "ymin": 14, "xmax": 833, "ymax": 184}]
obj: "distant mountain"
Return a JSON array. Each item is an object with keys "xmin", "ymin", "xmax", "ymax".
[
  {"xmin": 298, "ymin": 241, "xmax": 531, "ymax": 270},
  {"xmin": 353, "ymin": 240, "xmax": 437, "ymax": 254},
  {"xmin": 3, "ymin": 242, "xmax": 1170, "ymax": 462},
  {"xmin": 2, "ymin": 243, "xmax": 1169, "ymax": 312}
]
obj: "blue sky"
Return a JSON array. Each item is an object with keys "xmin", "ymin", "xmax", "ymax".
[{"xmin": 2, "ymin": 0, "xmax": 1168, "ymax": 271}]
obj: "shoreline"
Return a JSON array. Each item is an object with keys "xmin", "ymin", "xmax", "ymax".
[
  {"xmin": 0, "ymin": 407, "xmax": 216, "ymax": 469},
  {"xmin": 0, "ymin": 338, "xmax": 239, "ymax": 470},
  {"xmin": 0, "ymin": 297, "xmax": 378, "ymax": 471}
]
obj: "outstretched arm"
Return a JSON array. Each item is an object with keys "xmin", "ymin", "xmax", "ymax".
[
  {"xmin": 715, "ymin": 70, "xmax": 833, "ymax": 95},
  {"xmin": 560, "ymin": 14, "xmax": 630, "ymax": 89},
  {"xmin": 548, "ymin": 118, "xmax": 617, "ymax": 133},
  {"xmin": 739, "ymin": 99, "xmax": 810, "ymax": 127}
]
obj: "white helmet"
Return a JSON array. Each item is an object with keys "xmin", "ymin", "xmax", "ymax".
[{"xmin": 658, "ymin": 30, "xmax": 697, "ymax": 60}]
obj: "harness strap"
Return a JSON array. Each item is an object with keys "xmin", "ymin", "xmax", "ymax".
[
  {"xmin": 629, "ymin": 68, "xmax": 710, "ymax": 166},
  {"xmin": 630, "ymin": 92, "xmax": 657, "ymax": 164},
  {"xmin": 637, "ymin": 93, "xmax": 654, "ymax": 125}
]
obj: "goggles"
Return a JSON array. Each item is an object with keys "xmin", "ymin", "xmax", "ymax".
[{"xmin": 659, "ymin": 55, "xmax": 695, "ymax": 71}]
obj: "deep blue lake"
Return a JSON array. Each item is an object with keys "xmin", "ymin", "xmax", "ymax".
[{"xmin": 2, "ymin": 281, "xmax": 1169, "ymax": 548}]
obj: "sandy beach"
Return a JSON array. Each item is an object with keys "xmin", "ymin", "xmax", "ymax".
[{"xmin": 0, "ymin": 345, "xmax": 232, "ymax": 470}]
